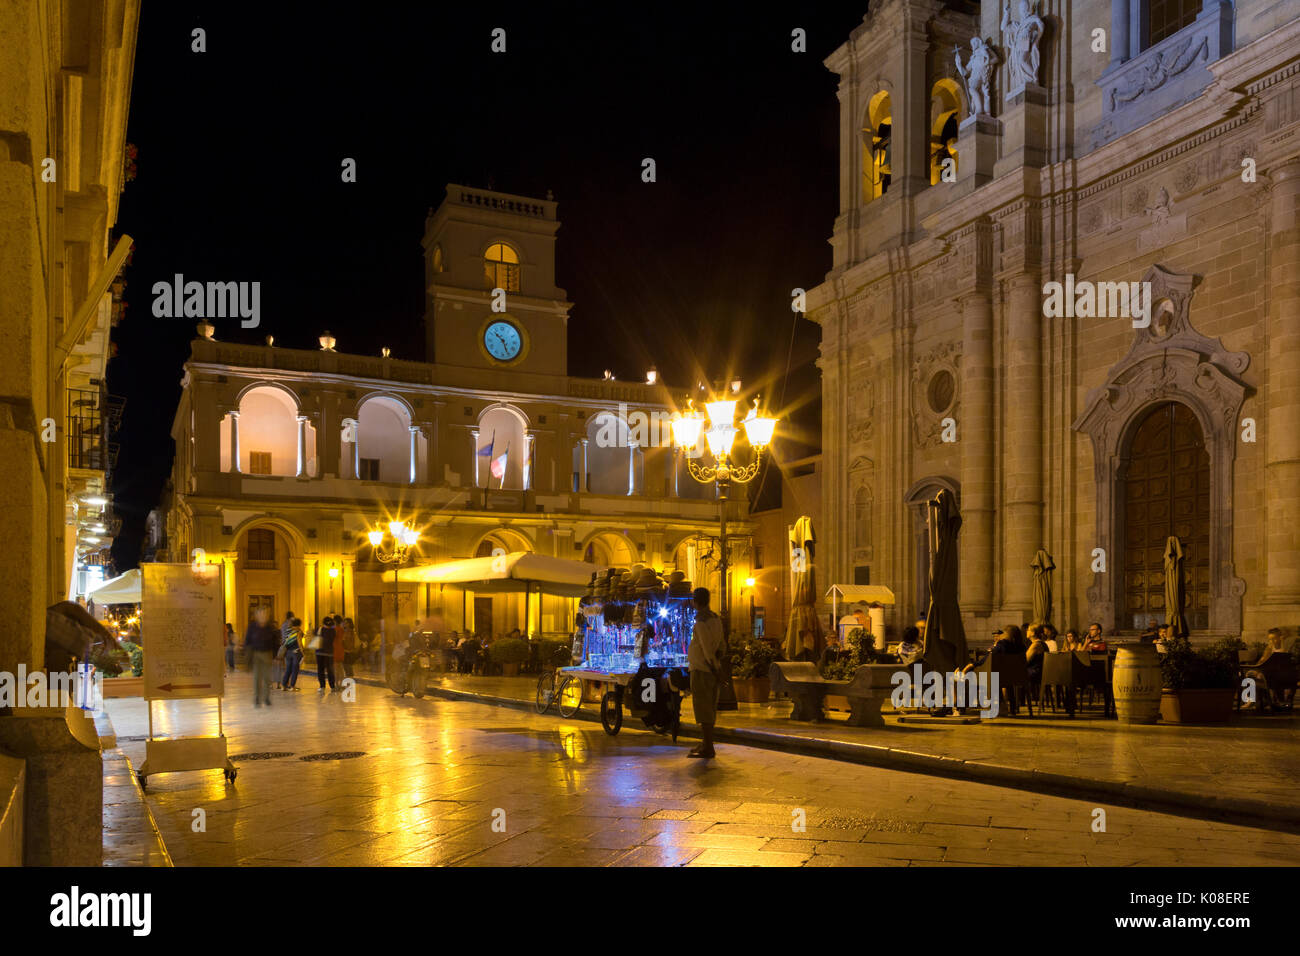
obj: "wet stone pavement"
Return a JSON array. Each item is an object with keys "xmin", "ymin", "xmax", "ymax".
[{"xmin": 103, "ymin": 673, "xmax": 1300, "ymax": 866}]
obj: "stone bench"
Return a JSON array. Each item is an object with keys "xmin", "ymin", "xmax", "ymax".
[
  {"xmin": 768, "ymin": 662, "xmax": 848, "ymax": 721},
  {"xmin": 843, "ymin": 664, "xmax": 903, "ymax": 727}
]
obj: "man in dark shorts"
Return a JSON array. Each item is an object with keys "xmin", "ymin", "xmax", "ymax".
[{"xmin": 687, "ymin": 587, "xmax": 726, "ymax": 759}]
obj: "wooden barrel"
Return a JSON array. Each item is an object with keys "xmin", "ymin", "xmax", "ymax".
[{"xmin": 1112, "ymin": 642, "xmax": 1162, "ymax": 724}]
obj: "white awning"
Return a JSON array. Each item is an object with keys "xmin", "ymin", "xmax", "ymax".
[
  {"xmin": 383, "ymin": 551, "xmax": 599, "ymax": 598},
  {"xmin": 825, "ymin": 584, "xmax": 896, "ymax": 606},
  {"xmin": 87, "ymin": 568, "xmax": 143, "ymax": 604}
]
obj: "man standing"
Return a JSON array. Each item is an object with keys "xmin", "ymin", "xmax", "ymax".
[
  {"xmin": 687, "ymin": 587, "xmax": 726, "ymax": 759},
  {"xmin": 245, "ymin": 606, "xmax": 280, "ymax": 707}
]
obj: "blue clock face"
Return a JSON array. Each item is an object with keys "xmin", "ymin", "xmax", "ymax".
[{"xmin": 483, "ymin": 320, "xmax": 523, "ymax": 361}]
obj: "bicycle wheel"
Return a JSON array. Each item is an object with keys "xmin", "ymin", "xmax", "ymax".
[
  {"xmin": 535, "ymin": 671, "xmax": 556, "ymax": 714},
  {"xmin": 557, "ymin": 676, "xmax": 583, "ymax": 718},
  {"xmin": 410, "ymin": 664, "xmax": 427, "ymax": 699}
]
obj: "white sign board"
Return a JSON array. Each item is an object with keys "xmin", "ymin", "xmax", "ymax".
[{"xmin": 142, "ymin": 563, "xmax": 225, "ymax": 700}]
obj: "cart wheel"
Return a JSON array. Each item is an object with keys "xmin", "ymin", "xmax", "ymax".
[
  {"xmin": 535, "ymin": 671, "xmax": 556, "ymax": 714},
  {"xmin": 600, "ymin": 691, "xmax": 623, "ymax": 736},
  {"xmin": 410, "ymin": 665, "xmax": 427, "ymax": 699},
  {"xmin": 557, "ymin": 676, "xmax": 582, "ymax": 718}
]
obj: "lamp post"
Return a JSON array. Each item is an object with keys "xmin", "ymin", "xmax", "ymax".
[
  {"xmin": 328, "ymin": 563, "xmax": 339, "ymax": 614},
  {"xmin": 672, "ymin": 396, "xmax": 778, "ymax": 709},
  {"xmin": 369, "ymin": 520, "xmax": 419, "ymax": 671}
]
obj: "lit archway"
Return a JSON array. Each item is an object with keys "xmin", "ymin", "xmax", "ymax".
[{"xmin": 862, "ymin": 90, "xmax": 893, "ymax": 201}]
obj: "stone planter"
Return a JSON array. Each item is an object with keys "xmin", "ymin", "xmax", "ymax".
[
  {"xmin": 101, "ymin": 676, "xmax": 144, "ymax": 698},
  {"xmin": 501, "ymin": 662, "xmax": 521, "ymax": 678},
  {"xmin": 731, "ymin": 677, "xmax": 770, "ymax": 703},
  {"xmin": 1160, "ymin": 688, "xmax": 1234, "ymax": 724}
]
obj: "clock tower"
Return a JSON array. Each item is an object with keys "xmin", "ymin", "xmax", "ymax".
[{"xmin": 422, "ymin": 184, "xmax": 571, "ymax": 376}]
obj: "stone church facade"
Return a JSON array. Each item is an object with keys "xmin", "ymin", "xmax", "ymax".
[{"xmin": 807, "ymin": 0, "xmax": 1300, "ymax": 642}]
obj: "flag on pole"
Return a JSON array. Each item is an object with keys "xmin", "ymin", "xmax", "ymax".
[
  {"xmin": 491, "ymin": 442, "xmax": 509, "ymax": 484},
  {"xmin": 478, "ymin": 430, "xmax": 496, "ymax": 459}
]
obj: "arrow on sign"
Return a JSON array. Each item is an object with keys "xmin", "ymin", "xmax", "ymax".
[{"xmin": 156, "ymin": 683, "xmax": 212, "ymax": 693}]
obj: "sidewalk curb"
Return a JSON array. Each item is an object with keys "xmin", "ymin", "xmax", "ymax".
[{"xmin": 350, "ymin": 673, "xmax": 1300, "ymax": 835}]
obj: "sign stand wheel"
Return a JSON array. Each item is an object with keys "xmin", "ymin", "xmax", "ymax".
[{"xmin": 600, "ymin": 689, "xmax": 623, "ymax": 736}]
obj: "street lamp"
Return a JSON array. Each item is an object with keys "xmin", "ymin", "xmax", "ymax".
[
  {"xmin": 369, "ymin": 520, "xmax": 420, "ymax": 669},
  {"xmin": 672, "ymin": 395, "xmax": 778, "ymax": 708}
]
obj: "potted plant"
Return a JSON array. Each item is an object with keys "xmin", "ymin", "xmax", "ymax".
[
  {"xmin": 1158, "ymin": 635, "xmax": 1237, "ymax": 723},
  {"xmin": 729, "ymin": 638, "xmax": 780, "ymax": 703},
  {"xmin": 488, "ymin": 637, "xmax": 529, "ymax": 677},
  {"xmin": 821, "ymin": 627, "xmax": 879, "ymax": 710}
]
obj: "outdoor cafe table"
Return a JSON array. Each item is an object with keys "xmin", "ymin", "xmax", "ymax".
[{"xmin": 1041, "ymin": 651, "xmax": 1114, "ymax": 717}]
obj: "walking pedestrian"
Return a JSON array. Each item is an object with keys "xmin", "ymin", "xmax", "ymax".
[
  {"xmin": 224, "ymin": 623, "xmax": 237, "ymax": 674},
  {"xmin": 245, "ymin": 606, "xmax": 280, "ymax": 707},
  {"xmin": 332, "ymin": 612, "xmax": 347, "ymax": 683},
  {"xmin": 316, "ymin": 615, "xmax": 338, "ymax": 695},
  {"xmin": 282, "ymin": 616, "xmax": 305, "ymax": 690},
  {"xmin": 687, "ymin": 587, "xmax": 725, "ymax": 759},
  {"xmin": 339, "ymin": 617, "xmax": 358, "ymax": 679}
]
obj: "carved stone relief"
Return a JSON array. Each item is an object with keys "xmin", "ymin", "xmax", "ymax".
[{"xmin": 911, "ymin": 342, "xmax": 961, "ymax": 448}]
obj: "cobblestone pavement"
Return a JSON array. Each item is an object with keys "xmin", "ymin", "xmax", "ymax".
[{"xmin": 103, "ymin": 673, "xmax": 1300, "ymax": 866}]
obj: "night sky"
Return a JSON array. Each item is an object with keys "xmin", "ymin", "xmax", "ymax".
[{"xmin": 109, "ymin": 1, "xmax": 868, "ymax": 569}]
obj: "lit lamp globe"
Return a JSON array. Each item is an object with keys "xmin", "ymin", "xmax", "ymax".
[
  {"xmin": 367, "ymin": 529, "xmax": 384, "ymax": 548},
  {"xmin": 742, "ymin": 400, "xmax": 778, "ymax": 448},
  {"xmin": 670, "ymin": 401, "xmax": 704, "ymax": 449}
]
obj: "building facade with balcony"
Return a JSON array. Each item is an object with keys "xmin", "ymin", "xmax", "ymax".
[
  {"xmin": 808, "ymin": 0, "xmax": 1300, "ymax": 642},
  {"xmin": 165, "ymin": 185, "xmax": 754, "ymax": 642}
]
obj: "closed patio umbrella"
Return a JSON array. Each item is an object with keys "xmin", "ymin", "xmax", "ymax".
[
  {"xmin": 1164, "ymin": 536, "xmax": 1188, "ymax": 639},
  {"xmin": 785, "ymin": 516, "xmax": 824, "ymax": 659},
  {"xmin": 922, "ymin": 488, "xmax": 967, "ymax": 674},
  {"xmin": 1031, "ymin": 549, "xmax": 1055, "ymax": 627}
]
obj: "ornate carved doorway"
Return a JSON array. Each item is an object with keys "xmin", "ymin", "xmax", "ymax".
[{"xmin": 1120, "ymin": 402, "xmax": 1210, "ymax": 630}]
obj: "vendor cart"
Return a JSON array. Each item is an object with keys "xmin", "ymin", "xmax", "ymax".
[{"xmin": 559, "ymin": 565, "xmax": 697, "ymax": 737}]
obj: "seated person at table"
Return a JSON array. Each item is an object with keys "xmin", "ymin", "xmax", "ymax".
[
  {"xmin": 958, "ymin": 626, "xmax": 1022, "ymax": 676},
  {"xmin": 1062, "ymin": 629, "xmax": 1082, "ymax": 652},
  {"xmin": 1040, "ymin": 623, "xmax": 1059, "ymax": 651},
  {"xmin": 819, "ymin": 634, "xmax": 847, "ymax": 670},
  {"xmin": 1245, "ymin": 628, "xmax": 1295, "ymax": 710},
  {"xmin": 897, "ymin": 626, "xmax": 923, "ymax": 666},
  {"xmin": 792, "ymin": 630, "xmax": 818, "ymax": 663},
  {"xmin": 1025, "ymin": 625, "xmax": 1050, "ymax": 686},
  {"xmin": 1082, "ymin": 622, "xmax": 1107, "ymax": 652}
]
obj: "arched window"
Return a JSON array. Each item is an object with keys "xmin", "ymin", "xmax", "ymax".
[
  {"xmin": 483, "ymin": 242, "xmax": 520, "ymax": 292},
  {"xmin": 477, "ymin": 405, "xmax": 528, "ymax": 489},
  {"xmin": 930, "ymin": 80, "xmax": 962, "ymax": 185},
  {"xmin": 224, "ymin": 385, "xmax": 312, "ymax": 477},
  {"xmin": 355, "ymin": 396, "xmax": 420, "ymax": 483},
  {"xmin": 862, "ymin": 91, "xmax": 893, "ymax": 202},
  {"xmin": 585, "ymin": 412, "xmax": 636, "ymax": 495}
]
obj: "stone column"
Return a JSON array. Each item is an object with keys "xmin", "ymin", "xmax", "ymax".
[
  {"xmin": 296, "ymin": 416, "xmax": 308, "ymax": 477},
  {"xmin": 230, "ymin": 410, "xmax": 241, "ymax": 473},
  {"xmin": 1002, "ymin": 272, "xmax": 1043, "ymax": 619},
  {"xmin": 221, "ymin": 551, "xmax": 239, "ymax": 625},
  {"xmin": 1265, "ymin": 159, "xmax": 1300, "ymax": 604},
  {"xmin": 525, "ymin": 434, "xmax": 535, "ymax": 490},
  {"xmin": 580, "ymin": 438, "xmax": 590, "ymax": 492},
  {"xmin": 303, "ymin": 557, "xmax": 318, "ymax": 626},
  {"xmin": 408, "ymin": 425, "xmax": 419, "ymax": 484},
  {"xmin": 471, "ymin": 428, "xmax": 481, "ymax": 486},
  {"xmin": 1105, "ymin": 0, "xmax": 1130, "ymax": 72},
  {"xmin": 342, "ymin": 558, "xmax": 355, "ymax": 619},
  {"xmin": 959, "ymin": 287, "xmax": 996, "ymax": 613},
  {"xmin": 627, "ymin": 442, "xmax": 637, "ymax": 495}
]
